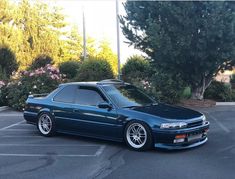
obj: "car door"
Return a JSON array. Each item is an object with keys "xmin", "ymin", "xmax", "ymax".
[
  {"xmin": 52, "ymin": 85, "xmax": 77, "ymax": 131},
  {"xmin": 70, "ymin": 85, "xmax": 121, "ymax": 140}
]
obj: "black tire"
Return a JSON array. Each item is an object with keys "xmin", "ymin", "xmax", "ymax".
[
  {"xmin": 37, "ymin": 112, "xmax": 56, "ymax": 137},
  {"xmin": 124, "ymin": 121, "xmax": 153, "ymax": 151}
]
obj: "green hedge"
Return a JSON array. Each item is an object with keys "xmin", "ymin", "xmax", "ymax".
[
  {"xmin": 59, "ymin": 60, "xmax": 80, "ymax": 79},
  {"xmin": 205, "ymin": 81, "xmax": 235, "ymax": 102},
  {"xmin": 74, "ymin": 57, "xmax": 114, "ymax": 81}
]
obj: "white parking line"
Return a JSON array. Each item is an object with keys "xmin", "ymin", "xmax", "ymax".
[
  {"xmin": 1, "ymin": 129, "xmax": 36, "ymax": 132},
  {"xmin": 0, "ymin": 135, "xmax": 42, "ymax": 138},
  {"xmin": 0, "ymin": 145, "xmax": 106, "ymax": 157},
  {"xmin": 15, "ymin": 123, "xmax": 29, "ymax": 126},
  {"xmin": 204, "ymin": 111, "xmax": 230, "ymax": 133},
  {"xmin": 0, "ymin": 154, "xmax": 97, "ymax": 157},
  {"xmin": 95, "ymin": 145, "xmax": 106, "ymax": 156},
  {"xmin": 0, "ymin": 114, "xmax": 23, "ymax": 117},
  {"xmin": 0, "ymin": 121, "xmax": 24, "ymax": 131},
  {"xmin": 0, "ymin": 144, "xmax": 102, "ymax": 147}
]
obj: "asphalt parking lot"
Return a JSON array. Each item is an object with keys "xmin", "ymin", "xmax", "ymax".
[{"xmin": 0, "ymin": 106, "xmax": 234, "ymax": 179}]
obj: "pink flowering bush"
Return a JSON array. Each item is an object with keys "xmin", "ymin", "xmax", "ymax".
[
  {"xmin": 6, "ymin": 64, "xmax": 65, "ymax": 110},
  {"xmin": 0, "ymin": 80, "xmax": 5, "ymax": 88}
]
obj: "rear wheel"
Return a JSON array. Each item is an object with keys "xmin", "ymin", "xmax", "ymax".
[
  {"xmin": 124, "ymin": 121, "xmax": 153, "ymax": 151},
  {"xmin": 37, "ymin": 113, "xmax": 56, "ymax": 137}
]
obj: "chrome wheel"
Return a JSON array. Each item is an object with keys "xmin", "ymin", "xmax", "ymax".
[
  {"xmin": 38, "ymin": 114, "xmax": 52, "ymax": 135},
  {"xmin": 126, "ymin": 123, "xmax": 147, "ymax": 149}
]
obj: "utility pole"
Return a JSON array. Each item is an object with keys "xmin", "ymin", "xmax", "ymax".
[
  {"xmin": 116, "ymin": 0, "xmax": 121, "ymax": 79},
  {"xmin": 82, "ymin": 7, "xmax": 87, "ymax": 60}
]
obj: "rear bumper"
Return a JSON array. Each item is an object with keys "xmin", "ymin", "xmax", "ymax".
[
  {"xmin": 23, "ymin": 111, "xmax": 37, "ymax": 125},
  {"xmin": 153, "ymin": 121, "xmax": 209, "ymax": 150}
]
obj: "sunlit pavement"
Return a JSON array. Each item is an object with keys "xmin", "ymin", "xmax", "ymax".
[{"xmin": 0, "ymin": 106, "xmax": 234, "ymax": 179}]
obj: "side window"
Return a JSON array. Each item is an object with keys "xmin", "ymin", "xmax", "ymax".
[
  {"xmin": 53, "ymin": 85, "xmax": 76, "ymax": 103},
  {"xmin": 75, "ymin": 87, "xmax": 106, "ymax": 106}
]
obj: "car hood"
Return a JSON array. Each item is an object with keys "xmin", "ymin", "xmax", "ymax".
[{"xmin": 131, "ymin": 103, "xmax": 202, "ymax": 120}]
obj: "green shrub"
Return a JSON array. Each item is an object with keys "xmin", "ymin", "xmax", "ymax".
[
  {"xmin": 151, "ymin": 72, "xmax": 185, "ymax": 104},
  {"xmin": 6, "ymin": 64, "xmax": 64, "ymax": 110},
  {"xmin": 0, "ymin": 46, "xmax": 19, "ymax": 78},
  {"xmin": 29, "ymin": 55, "xmax": 53, "ymax": 70},
  {"xmin": 75, "ymin": 58, "xmax": 114, "ymax": 81},
  {"xmin": 0, "ymin": 81, "xmax": 7, "ymax": 106},
  {"xmin": 230, "ymin": 74, "xmax": 235, "ymax": 83},
  {"xmin": 122, "ymin": 55, "xmax": 151, "ymax": 83},
  {"xmin": 0, "ymin": 67, "xmax": 8, "ymax": 81},
  {"xmin": 181, "ymin": 87, "xmax": 192, "ymax": 99},
  {"xmin": 204, "ymin": 81, "xmax": 233, "ymax": 102},
  {"xmin": 121, "ymin": 55, "xmax": 154, "ymax": 101},
  {"xmin": 231, "ymin": 90, "xmax": 235, "ymax": 101},
  {"xmin": 59, "ymin": 60, "xmax": 81, "ymax": 79}
]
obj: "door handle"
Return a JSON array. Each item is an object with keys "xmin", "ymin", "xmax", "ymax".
[{"xmin": 73, "ymin": 109, "xmax": 80, "ymax": 113}]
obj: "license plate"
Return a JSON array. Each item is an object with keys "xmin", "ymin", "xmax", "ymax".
[{"xmin": 188, "ymin": 134, "xmax": 202, "ymax": 142}]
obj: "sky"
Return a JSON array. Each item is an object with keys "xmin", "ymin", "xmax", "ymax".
[{"xmin": 48, "ymin": 0, "xmax": 143, "ymax": 64}]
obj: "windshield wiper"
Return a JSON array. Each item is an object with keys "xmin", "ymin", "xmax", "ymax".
[
  {"xmin": 145, "ymin": 102, "xmax": 158, "ymax": 107},
  {"xmin": 123, "ymin": 105, "xmax": 141, "ymax": 109}
]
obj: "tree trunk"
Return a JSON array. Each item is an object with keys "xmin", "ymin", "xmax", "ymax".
[
  {"xmin": 191, "ymin": 74, "xmax": 212, "ymax": 100},
  {"xmin": 191, "ymin": 86, "xmax": 205, "ymax": 100}
]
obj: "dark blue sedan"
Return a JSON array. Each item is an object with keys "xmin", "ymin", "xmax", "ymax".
[{"xmin": 24, "ymin": 79, "xmax": 209, "ymax": 151}]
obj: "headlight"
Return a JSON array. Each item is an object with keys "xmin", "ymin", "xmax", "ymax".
[
  {"xmin": 202, "ymin": 115, "xmax": 207, "ymax": 125},
  {"xmin": 160, "ymin": 122, "xmax": 187, "ymax": 129}
]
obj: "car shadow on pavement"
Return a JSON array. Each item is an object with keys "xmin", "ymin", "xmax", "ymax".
[{"xmin": 56, "ymin": 132, "xmax": 127, "ymax": 148}]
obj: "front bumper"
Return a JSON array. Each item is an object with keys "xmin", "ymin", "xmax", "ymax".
[{"xmin": 153, "ymin": 121, "xmax": 209, "ymax": 150}]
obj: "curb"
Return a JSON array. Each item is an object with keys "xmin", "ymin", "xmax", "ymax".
[
  {"xmin": 0, "ymin": 106, "xmax": 9, "ymax": 112},
  {"xmin": 216, "ymin": 102, "xmax": 235, "ymax": 106}
]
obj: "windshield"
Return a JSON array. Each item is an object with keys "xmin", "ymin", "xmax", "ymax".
[{"xmin": 102, "ymin": 84, "xmax": 155, "ymax": 108}]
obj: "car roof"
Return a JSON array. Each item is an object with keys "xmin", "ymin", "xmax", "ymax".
[{"xmin": 59, "ymin": 79, "xmax": 129, "ymax": 87}]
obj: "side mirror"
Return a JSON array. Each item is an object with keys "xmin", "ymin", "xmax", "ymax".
[{"xmin": 98, "ymin": 102, "xmax": 112, "ymax": 109}]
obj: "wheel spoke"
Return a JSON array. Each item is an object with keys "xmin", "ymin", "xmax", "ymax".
[
  {"xmin": 131, "ymin": 127, "xmax": 137, "ymax": 133},
  {"xmin": 45, "ymin": 125, "xmax": 49, "ymax": 131},
  {"xmin": 137, "ymin": 138, "xmax": 142, "ymax": 144},
  {"xmin": 137, "ymin": 126, "xmax": 141, "ymax": 132}
]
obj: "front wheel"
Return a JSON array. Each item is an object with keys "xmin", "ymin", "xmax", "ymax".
[
  {"xmin": 124, "ymin": 121, "xmax": 153, "ymax": 151},
  {"xmin": 37, "ymin": 113, "xmax": 56, "ymax": 137}
]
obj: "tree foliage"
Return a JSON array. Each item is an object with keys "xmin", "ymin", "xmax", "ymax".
[
  {"xmin": 122, "ymin": 55, "xmax": 185, "ymax": 103},
  {"xmin": 0, "ymin": 46, "xmax": 18, "ymax": 78},
  {"xmin": 29, "ymin": 55, "xmax": 53, "ymax": 70},
  {"xmin": 0, "ymin": 0, "xmax": 117, "ymax": 74},
  {"xmin": 96, "ymin": 40, "xmax": 118, "ymax": 75},
  {"xmin": 61, "ymin": 26, "xmax": 83, "ymax": 62},
  {"xmin": 121, "ymin": 1, "xmax": 235, "ymax": 99}
]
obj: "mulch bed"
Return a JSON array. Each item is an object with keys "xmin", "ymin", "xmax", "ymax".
[{"xmin": 179, "ymin": 99, "xmax": 216, "ymax": 108}]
